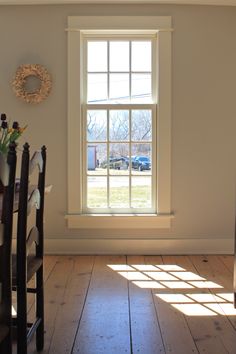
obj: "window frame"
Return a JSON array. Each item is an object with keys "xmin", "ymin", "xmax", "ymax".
[{"xmin": 66, "ymin": 16, "xmax": 173, "ymax": 229}]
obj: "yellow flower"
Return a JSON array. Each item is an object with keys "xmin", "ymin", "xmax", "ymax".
[{"xmin": 0, "ymin": 114, "xmax": 27, "ymax": 154}]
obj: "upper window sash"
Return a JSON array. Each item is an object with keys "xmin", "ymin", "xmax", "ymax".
[{"xmin": 82, "ymin": 35, "xmax": 157, "ymax": 106}]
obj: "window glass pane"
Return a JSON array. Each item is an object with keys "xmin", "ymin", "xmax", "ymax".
[
  {"xmin": 88, "ymin": 41, "xmax": 107, "ymax": 72},
  {"xmin": 87, "ymin": 144, "xmax": 107, "ymax": 175},
  {"xmin": 131, "ymin": 143, "xmax": 151, "ymax": 174},
  {"xmin": 131, "ymin": 74, "xmax": 151, "ymax": 102},
  {"xmin": 109, "ymin": 74, "xmax": 129, "ymax": 102},
  {"xmin": 88, "ymin": 74, "xmax": 107, "ymax": 103},
  {"xmin": 131, "ymin": 176, "xmax": 151, "ymax": 208},
  {"xmin": 131, "ymin": 110, "xmax": 152, "ymax": 141},
  {"xmin": 109, "ymin": 143, "xmax": 129, "ymax": 175},
  {"xmin": 131, "ymin": 41, "xmax": 151, "ymax": 72},
  {"xmin": 110, "ymin": 177, "xmax": 129, "ymax": 208},
  {"xmin": 87, "ymin": 110, "xmax": 107, "ymax": 142},
  {"xmin": 109, "ymin": 110, "xmax": 129, "ymax": 141},
  {"xmin": 87, "ymin": 176, "xmax": 107, "ymax": 208},
  {"xmin": 110, "ymin": 41, "xmax": 129, "ymax": 72}
]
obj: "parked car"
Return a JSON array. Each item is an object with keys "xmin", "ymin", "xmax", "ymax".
[
  {"xmin": 101, "ymin": 157, "xmax": 128, "ymax": 170},
  {"xmin": 124, "ymin": 156, "xmax": 136, "ymax": 168},
  {"xmin": 132, "ymin": 156, "xmax": 151, "ymax": 171}
]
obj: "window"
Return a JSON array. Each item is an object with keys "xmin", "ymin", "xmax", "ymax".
[
  {"xmin": 67, "ymin": 16, "xmax": 172, "ymax": 229},
  {"xmin": 84, "ymin": 38, "xmax": 156, "ymax": 213}
]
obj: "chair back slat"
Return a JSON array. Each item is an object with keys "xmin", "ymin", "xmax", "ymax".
[
  {"xmin": 0, "ymin": 154, "xmax": 9, "ymax": 187},
  {"xmin": 26, "ymin": 226, "xmax": 39, "ymax": 255},
  {"xmin": 29, "ymin": 151, "xmax": 43, "ymax": 175},
  {"xmin": 27, "ymin": 189, "xmax": 40, "ymax": 215}
]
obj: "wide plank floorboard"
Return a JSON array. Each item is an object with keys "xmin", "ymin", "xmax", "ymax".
[
  {"xmin": 72, "ymin": 255, "xmax": 131, "ymax": 354},
  {"xmin": 12, "ymin": 255, "xmax": 236, "ymax": 354},
  {"xmin": 127, "ymin": 255, "xmax": 165, "ymax": 354},
  {"xmin": 146, "ymin": 255, "xmax": 198, "ymax": 354}
]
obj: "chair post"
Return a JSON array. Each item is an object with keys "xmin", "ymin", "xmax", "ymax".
[
  {"xmin": 16, "ymin": 143, "xmax": 30, "ymax": 354},
  {"xmin": 36, "ymin": 145, "xmax": 46, "ymax": 351},
  {"xmin": 36, "ymin": 145, "xmax": 46, "ymax": 259}
]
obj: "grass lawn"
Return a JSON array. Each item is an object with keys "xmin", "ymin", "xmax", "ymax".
[{"xmin": 87, "ymin": 186, "xmax": 151, "ymax": 208}]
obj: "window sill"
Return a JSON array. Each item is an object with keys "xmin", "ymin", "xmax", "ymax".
[{"xmin": 65, "ymin": 213, "xmax": 174, "ymax": 229}]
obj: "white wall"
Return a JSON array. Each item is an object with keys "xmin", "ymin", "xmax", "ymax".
[{"xmin": 0, "ymin": 4, "xmax": 235, "ymax": 254}]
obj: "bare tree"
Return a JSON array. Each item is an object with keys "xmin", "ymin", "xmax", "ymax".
[
  {"xmin": 131, "ymin": 110, "xmax": 151, "ymax": 141},
  {"xmin": 87, "ymin": 109, "xmax": 152, "ymax": 162},
  {"xmin": 87, "ymin": 111, "xmax": 107, "ymax": 141}
]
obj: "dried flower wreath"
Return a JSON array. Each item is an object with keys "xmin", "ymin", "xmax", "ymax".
[{"xmin": 12, "ymin": 64, "xmax": 52, "ymax": 104}]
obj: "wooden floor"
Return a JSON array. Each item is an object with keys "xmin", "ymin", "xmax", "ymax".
[{"xmin": 14, "ymin": 255, "xmax": 236, "ymax": 354}]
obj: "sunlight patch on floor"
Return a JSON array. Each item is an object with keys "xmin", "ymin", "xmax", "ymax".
[
  {"xmin": 188, "ymin": 281, "xmax": 223, "ymax": 289},
  {"xmin": 118, "ymin": 271, "xmax": 150, "ymax": 281},
  {"xmin": 107, "ymin": 264, "xmax": 134, "ymax": 271},
  {"xmin": 169, "ymin": 272, "xmax": 205, "ymax": 281},
  {"xmin": 172, "ymin": 303, "xmax": 218, "ymax": 316},
  {"xmin": 132, "ymin": 265, "xmax": 158, "ymax": 271},
  {"xmin": 156, "ymin": 294, "xmax": 193, "ymax": 303},
  {"xmin": 144, "ymin": 271, "xmax": 177, "ymax": 281},
  {"xmin": 216, "ymin": 293, "xmax": 234, "ymax": 302},
  {"xmin": 107, "ymin": 263, "xmax": 235, "ymax": 317},
  {"xmin": 205, "ymin": 303, "xmax": 236, "ymax": 316},
  {"xmin": 187, "ymin": 293, "xmax": 225, "ymax": 303},
  {"xmin": 160, "ymin": 281, "xmax": 194, "ymax": 289},
  {"xmin": 132, "ymin": 280, "xmax": 165, "ymax": 289},
  {"xmin": 157, "ymin": 265, "xmax": 185, "ymax": 271}
]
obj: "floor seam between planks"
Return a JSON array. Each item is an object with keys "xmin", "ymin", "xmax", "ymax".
[{"xmin": 126, "ymin": 255, "xmax": 134, "ymax": 354}]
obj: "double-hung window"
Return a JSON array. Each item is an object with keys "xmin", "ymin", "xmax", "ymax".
[
  {"xmin": 67, "ymin": 16, "xmax": 172, "ymax": 228},
  {"xmin": 84, "ymin": 37, "xmax": 156, "ymax": 213}
]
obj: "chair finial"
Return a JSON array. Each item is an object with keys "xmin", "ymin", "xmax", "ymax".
[
  {"xmin": 23, "ymin": 142, "xmax": 30, "ymax": 151},
  {"xmin": 9, "ymin": 141, "xmax": 16, "ymax": 151},
  {"xmin": 7, "ymin": 142, "xmax": 17, "ymax": 165}
]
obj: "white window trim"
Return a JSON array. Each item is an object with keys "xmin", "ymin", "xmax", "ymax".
[{"xmin": 66, "ymin": 16, "xmax": 173, "ymax": 229}]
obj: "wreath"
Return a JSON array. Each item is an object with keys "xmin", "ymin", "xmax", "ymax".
[{"xmin": 12, "ymin": 64, "xmax": 52, "ymax": 104}]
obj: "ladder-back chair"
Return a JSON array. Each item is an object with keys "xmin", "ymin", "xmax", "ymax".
[
  {"xmin": 12, "ymin": 143, "xmax": 46, "ymax": 354},
  {"xmin": 0, "ymin": 143, "xmax": 17, "ymax": 354}
]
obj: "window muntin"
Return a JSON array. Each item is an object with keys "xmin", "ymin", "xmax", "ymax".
[{"xmin": 83, "ymin": 36, "xmax": 156, "ymax": 214}]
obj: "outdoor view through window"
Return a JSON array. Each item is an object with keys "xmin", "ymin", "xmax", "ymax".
[{"xmin": 84, "ymin": 39, "xmax": 156, "ymax": 213}]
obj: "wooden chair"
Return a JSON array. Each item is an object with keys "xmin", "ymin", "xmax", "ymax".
[
  {"xmin": 0, "ymin": 143, "xmax": 17, "ymax": 354},
  {"xmin": 12, "ymin": 143, "xmax": 46, "ymax": 354}
]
